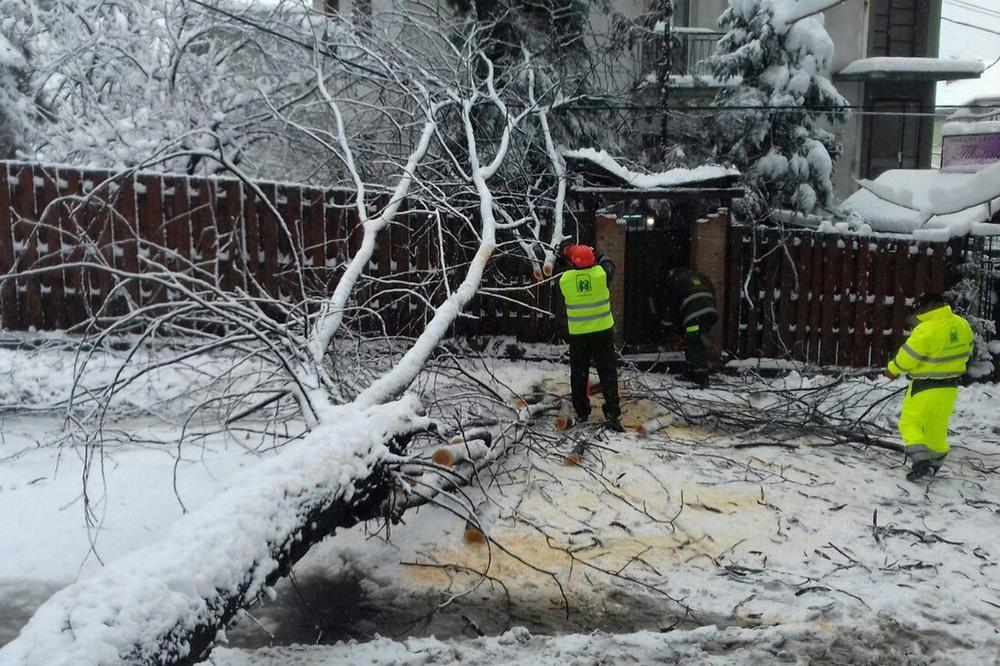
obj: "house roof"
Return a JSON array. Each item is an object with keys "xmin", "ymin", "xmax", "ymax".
[{"xmin": 836, "ymin": 57, "xmax": 984, "ymax": 82}]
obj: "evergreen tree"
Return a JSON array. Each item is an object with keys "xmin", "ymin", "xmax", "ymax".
[{"xmin": 708, "ymin": 0, "xmax": 847, "ymax": 216}]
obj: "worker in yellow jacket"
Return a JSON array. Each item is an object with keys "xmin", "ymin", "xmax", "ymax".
[
  {"xmin": 558, "ymin": 243, "xmax": 623, "ymax": 432},
  {"xmin": 885, "ymin": 293, "xmax": 974, "ymax": 481}
]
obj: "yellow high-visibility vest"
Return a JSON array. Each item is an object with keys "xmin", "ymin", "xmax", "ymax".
[
  {"xmin": 888, "ymin": 305, "xmax": 974, "ymax": 379},
  {"xmin": 560, "ymin": 265, "xmax": 614, "ymax": 336}
]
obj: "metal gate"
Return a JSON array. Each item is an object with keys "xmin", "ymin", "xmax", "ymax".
[{"xmin": 622, "ymin": 210, "xmax": 691, "ymax": 350}]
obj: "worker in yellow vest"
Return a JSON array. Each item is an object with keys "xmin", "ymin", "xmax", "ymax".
[
  {"xmin": 559, "ymin": 244, "xmax": 623, "ymax": 432},
  {"xmin": 885, "ymin": 292, "xmax": 974, "ymax": 481}
]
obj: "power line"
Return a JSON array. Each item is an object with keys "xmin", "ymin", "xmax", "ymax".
[
  {"xmin": 941, "ymin": 15, "xmax": 1000, "ymax": 37},
  {"xmin": 562, "ymin": 103, "xmax": 997, "ymax": 114},
  {"xmin": 944, "ymin": 0, "xmax": 1000, "ymax": 21}
]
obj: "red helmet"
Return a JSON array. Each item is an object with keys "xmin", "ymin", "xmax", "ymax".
[{"xmin": 565, "ymin": 244, "xmax": 595, "ymax": 269}]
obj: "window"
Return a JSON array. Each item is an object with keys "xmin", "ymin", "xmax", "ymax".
[{"xmin": 869, "ymin": 0, "xmax": 932, "ymax": 57}]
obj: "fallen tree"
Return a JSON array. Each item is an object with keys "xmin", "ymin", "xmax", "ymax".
[{"xmin": 0, "ymin": 3, "xmax": 585, "ymax": 663}]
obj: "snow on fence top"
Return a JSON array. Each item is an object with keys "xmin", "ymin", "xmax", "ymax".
[
  {"xmin": 837, "ymin": 57, "xmax": 985, "ymax": 81},
  {"xmin": 841, "ymin": 166, "xmax": 1000, "ymax": 240},
  {"xmin": 561, "ymin": 148, "xmax": 739, "ymax": 190}
]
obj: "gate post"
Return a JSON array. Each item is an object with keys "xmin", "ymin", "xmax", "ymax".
[
  {"xmin": 691, "ymin": 208, "xmax": 729, "ymax": 359},
  {"xmin": 595, "ymin": 215, "xmax": 626, "ymax": 345}
]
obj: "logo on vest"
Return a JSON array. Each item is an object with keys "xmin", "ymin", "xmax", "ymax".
[
  {"xmin": 576, "ymin": 275, "xmax": 592, "ymax": 293},
  {"xmin": 950, "ymin": 327, "xmax": 959, "ymax": 344}
]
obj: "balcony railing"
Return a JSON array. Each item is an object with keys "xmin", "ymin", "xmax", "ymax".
[{"xmin": 639, "ymin": 29, "xmax": 724, "ymax": 79}]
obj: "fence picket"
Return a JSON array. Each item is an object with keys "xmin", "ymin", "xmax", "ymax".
[
  {"xmin": 868, "ymin": 243, "xmax": 891, "ymax": 367},
  {"xmin": 774, "ymin": 236, "xmax": 797, "ymax": 356},
  {"xmin": 807, "ymin": 235, "xmax": 826, "ymax": 363},
  {"xmin": 792, "ymin": 234, "xmax": 813, "ymax": 359},
  {"xmin": 850, "ymin": 240, "xmax": 872, "ymax": 367},
  {"xmin": 819, "ymin": 236, "xmax": 841, "ymax": 366},
  {"xmin": 835, "ymin": 239, "xmax": 856, "ymax": 366},
  {"xmin": 0, "ymin": 163, "xmax": 16, "ymax": 328},
  {"xmin": 137, "ymin": 175, "xmax": 165, "ymax": 307},
  {"xmin": 14, "ymin": 165, "xmax": 43, "ymax": 329},
  {"xmin": 38, "ymin": 167, "xmax": 65, "ymax": 329}
]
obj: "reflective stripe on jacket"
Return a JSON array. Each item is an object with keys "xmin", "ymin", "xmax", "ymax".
[
  {"xmin": 680, "ymin": 289, "xmax": 717, "ymax": 326},
  {"xmin": 560, "ymin": 265, "xmax": 614, "ymax": 335},
  {"xmin": 887, "ymin": 305, "xmax": 974, "ymax": 379}
]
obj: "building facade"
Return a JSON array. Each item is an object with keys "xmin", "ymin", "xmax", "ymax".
[{"xmin": 634, "ymin": 0, "xmax": 980, "ymax": 200}]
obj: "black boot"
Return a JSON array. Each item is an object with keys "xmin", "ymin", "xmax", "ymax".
[
  {"xmin": 906, "ymin": 460, "xmax": 935, "ymax": 482},
  {"xmin": 605, "ymin": 416, "xmax": 625, "ymax": 432}
]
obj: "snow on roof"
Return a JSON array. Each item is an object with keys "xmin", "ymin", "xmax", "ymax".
[
  {"xmin": 840, "ymin": 167, "xmax": 1000, "ymax": 240},
  {"xmin": 773, "ymin": 0, "xmax": 848, "ymax": 24},
  {"xmin": 942, "ymin": 101, "xmax": 1000, "ymax": 138},
  {"xmin": 942, "ymin": 120, "xmax": 1000, "ymax": 138},
  {"xmin": 561, "ymin": 148, "xmax": 739, "ymax": 190},
  {"xmin": 837, "ymin": 57, "xmax": 984, "ymax": 81}
]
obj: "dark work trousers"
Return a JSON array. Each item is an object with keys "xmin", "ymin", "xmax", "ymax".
[
  {"xmin": 684, "ymin": 319, "xmax": 715, "ymax": 381},
  {"xmin": 568, "ymin": 328, "xmax": 620, "ymax": 421}
]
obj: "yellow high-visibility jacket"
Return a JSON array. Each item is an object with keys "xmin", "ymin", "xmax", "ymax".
[
  {"xmin": 560, "ymin": 265, "xmax": 614, "ymax": 335},
  {"xmin": 887, "ymin": 305, "xmax": 974, "ymax": 379}
]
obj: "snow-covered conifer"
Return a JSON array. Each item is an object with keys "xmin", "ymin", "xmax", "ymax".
[{"xmin": 708, "ymin": 0, "xmax": 847, "ymax": 216}]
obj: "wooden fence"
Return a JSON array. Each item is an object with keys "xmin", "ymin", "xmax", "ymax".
[
  {"xmin": 0, "ymin": 161, "xmax": 561, "ymax": 340},
  {"xmin": 724, "ymin": 225, "xmax": 968, "ymax": 368},
  {"xmin": 7, "ymin": 160, "xmax": 979, "ymax": 364}
]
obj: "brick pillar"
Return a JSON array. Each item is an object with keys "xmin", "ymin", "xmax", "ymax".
[
  {"xmin": 595, "ymin": 215, "xmax": 626, "ymax": 345},
  {"xmin": 691, "ymin": 208, "xmax": 729, "ymax": 359}
]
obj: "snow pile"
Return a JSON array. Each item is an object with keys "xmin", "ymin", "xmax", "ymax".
[
  {"xmin": 841, "ymin": 166, "xmax": 1000, "ymax": 239},
  {"xmin": 0, "ymin": 397, "xmax": 429, "ymax": 666},
  {"xmin": 561, "ymin": 148, "xmax": 739, "ymax": 188},
  {"xmin": 839, "ymin": 57, "xmax": 984, "ymax": 78}
]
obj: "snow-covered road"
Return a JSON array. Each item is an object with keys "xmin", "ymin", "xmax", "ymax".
[{"xmin": 1, "ymin": 355, "xmax": 999, "ymax": 664}]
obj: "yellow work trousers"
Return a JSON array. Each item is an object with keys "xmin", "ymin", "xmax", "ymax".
[{"xmin": 898, "ymin": 383, "xmax": 958, "ymax": 467}]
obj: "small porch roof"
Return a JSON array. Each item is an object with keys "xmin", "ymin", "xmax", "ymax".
[
  {"xmin": 836, "ymin": 57, "xmax": 984, "ymax": 82},
  {"xmin": 561, "ymin": 148, "xmax": 742, "ymax": 202}
]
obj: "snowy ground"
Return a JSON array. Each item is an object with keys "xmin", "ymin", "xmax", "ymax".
[{"xmin": 2, "ymin": 349, "xmax": 1000, "ymax": 664}]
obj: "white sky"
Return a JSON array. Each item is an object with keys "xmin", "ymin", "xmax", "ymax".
[{"xmin": 936, "ymin": 0, "xmax": 1000, "ymax": 107}]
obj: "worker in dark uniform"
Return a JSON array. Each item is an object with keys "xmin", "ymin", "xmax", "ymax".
[
  {"xmin": 557, "ymin": 243, "xmax": 623, "ymax": 431},
  {"xmin": 657, "ymin": 267, "xmax": 719, "ymax": 386}
]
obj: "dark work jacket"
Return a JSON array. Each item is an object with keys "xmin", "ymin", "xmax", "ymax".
[{"xmin": 657, "ymin": 268, "xmax": 717, "ymax": 333}]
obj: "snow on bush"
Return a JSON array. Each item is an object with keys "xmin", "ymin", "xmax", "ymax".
[
  {"xmin": 947, "ymin": 268, "xmax": 999, "ymax": 380},
  {"xmin": 709, "ymin": 0, "xmax": 848, "ymax": 216},
  {"xmin": 0, "ymin": 1, "xmax": 34, "ymax": 157}
]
